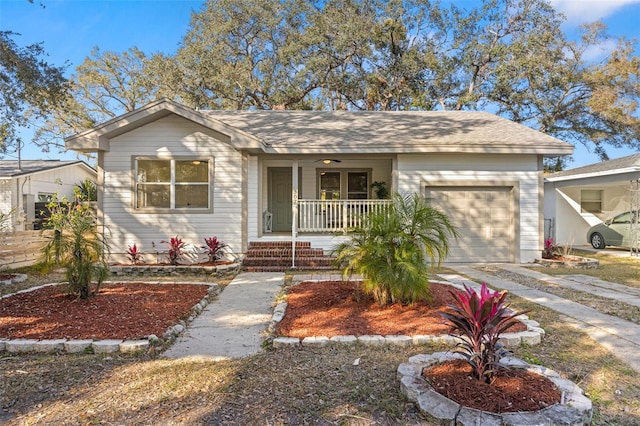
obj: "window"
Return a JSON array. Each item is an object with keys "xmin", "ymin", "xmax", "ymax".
[
  {"xmin": 37, "ymin": 193, "xmax": 54, "ymax": 202},
  {"xmin": 318, "ymin": 170, "xmax": 370, "ymax": 199},
  {"xmin": 581, "ymin": 190, "xmax": 602, "ymax": 214},
  {"xmin": 135, "ymin": 158, "xmax": 211, "ymax": 210},
  {"xmin": 320, "ymin": 172, "xmax": 341, "ymax": 200},
  {"xmin": 347, "ymin": 172, "xmax": 368, "ymax": 199},
  {"xmin": 612, "ymin": 211, "xmax": 634, "ymax": 224}
]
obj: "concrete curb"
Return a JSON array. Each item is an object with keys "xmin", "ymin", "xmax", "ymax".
[{"xmin": 0, "ymin": 281, "xmax": 220, "ymax": 355}]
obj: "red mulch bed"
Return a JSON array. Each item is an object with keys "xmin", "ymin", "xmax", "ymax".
[
  {"xmin": 0, "ymin": 282, "xmax": 208, "ymax": 340},
  {"xmin": 424, "ymin": 359, "xmax": 562, "ymax": 413},
  {"xmin": 276, "ymin": 280, "xmax": 527, "ymax": 337},
  {"xmin": 278, "ymin": 280, "xmax": 552, "ymax": 414}
]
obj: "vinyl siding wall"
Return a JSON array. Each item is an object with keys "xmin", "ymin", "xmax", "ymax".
[
  {"xmin": 101, "ymin": 116, "xmax": 244, "ymax": 262},
  {"xmin": 397, "ymin": 153, "xmax": 542, "ymax": 263}
]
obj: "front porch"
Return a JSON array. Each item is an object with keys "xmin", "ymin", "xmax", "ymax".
[{"xmin": 256, "ymin": 156, "xmax": 395, "ymax": 237}]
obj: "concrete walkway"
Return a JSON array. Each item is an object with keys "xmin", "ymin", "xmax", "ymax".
[
  {"xmin": 442, "ymin": 264, "xmax": 640, "ymax": 373},
  {"xmin": 162, "ymin": 272, "xmax": 284, "ymax": 361}
]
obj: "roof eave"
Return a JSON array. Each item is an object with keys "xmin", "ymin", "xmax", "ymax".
[
  {"xmin": 545, "ymin": 166, "xmax": 640, "ymax": 182},
  {"xmin": 65, "ymin": 98, "xmax": 266, "ymax": 153},
  {"xmin": 266, "ymin": 144, "xmax": 574, "ymax": 156}
]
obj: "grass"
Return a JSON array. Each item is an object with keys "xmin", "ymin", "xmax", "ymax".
[
  {"xmin": 1, "ymin": 262, "xmax": 640, "ymax": 424},
  {"xmin": 539, "ymin": 249, "xmax": 640, "ymax": 288}
]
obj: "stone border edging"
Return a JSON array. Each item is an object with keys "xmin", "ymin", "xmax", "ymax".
[
  {"xmin": 269, "ymin": 279, "xmax": 546, "ymax": 349},
  {"xmin": 108, "ymin": 262, "xmax": 241, "ymax": 277},
  {"xmin": 535, "ymin": 256, "xmax": 599, "ymax": 269},
  {"xmin": 0, "ymin": 281, "xmax": 220, "ymax": 355},
  {"xmin": 398, "ymin": 351, "xmax": 593, "ymax": 425}
]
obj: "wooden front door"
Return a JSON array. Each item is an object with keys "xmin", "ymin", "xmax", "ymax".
[{"xmin": 269, "ymin": 168, "xmax": 292, "ymax": 232}]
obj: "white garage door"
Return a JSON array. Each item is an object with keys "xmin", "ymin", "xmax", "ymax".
[{"xmin": 427, "ymin": 186, "xmax": 513, "ymax": 263}]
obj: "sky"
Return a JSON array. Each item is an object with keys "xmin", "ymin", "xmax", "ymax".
[{"xmin": 1, "ymin": 0, "xmax": 640, "ymax": 169}]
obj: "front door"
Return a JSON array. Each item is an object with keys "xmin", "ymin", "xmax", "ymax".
[{"xmin": 269, "ymin": 168, "xmax": 292, "ymax": 232}]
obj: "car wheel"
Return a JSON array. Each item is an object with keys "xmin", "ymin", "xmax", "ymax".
[{"xmin": 590, "ymin": 233, "xmax": 606, "ymax": 249}]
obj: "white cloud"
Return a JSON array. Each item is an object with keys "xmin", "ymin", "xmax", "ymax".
[
  {"xmin": 549, "ymin": 0, "xmax": 640, "ymax": 24},
  {"xmin": 581, "ymin": 39, "xmax": 619, "ymax": 61}
]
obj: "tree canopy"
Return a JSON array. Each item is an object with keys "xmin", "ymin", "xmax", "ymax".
[
  {"xmin": 0, "ymin": 31, "xmax": 67, "ymax": 154},
  {"xmin": 28, "ymin": 0, "xmax": 640, "ymax": 167}
]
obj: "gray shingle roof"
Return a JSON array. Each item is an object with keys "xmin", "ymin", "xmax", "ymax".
[
  {"xmin": 0, "ymin": 160, "xmax": 88, "ymax": 178},
  {"xmin": 204, "ymin": 110, "xmax": 572, "ymax": 154},
  {"xmin": 546, "ymin": 153, "xmax": 640, "ymax": 179}
]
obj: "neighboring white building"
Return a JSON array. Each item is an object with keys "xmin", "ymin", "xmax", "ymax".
[
  {"xmin": 544, "ymin": 153, "xmax": 640, "ymax": 246},
  {"xmin": 0, "ymin": 160, "xmax": 96, "ymax": 232},
  {"xmin": 66, "ymin": 99, "xmax": 573, "ymax": 264}
]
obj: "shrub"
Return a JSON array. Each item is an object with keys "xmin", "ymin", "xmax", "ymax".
[
  {"xmin": 126, "ymin": 243, "xmax": 142, "ymax": 265},
  {"xmin": 202, "ymin": 237, "xmax": 227, "ymax": 263},
  {"xmin": 439, "ymin": 283, "xmax": 529, "ymax": 383},
  {"xmin": 333, "ymin": 193, "xmax": 458, "ymax": 306},
  {"xmin": 542, "ymin": 237, "xmax": 559, "ymax": 259},
  {"xmin": 40, "ymin": 194, "xmax": 108, "ymax": 299},
  {"xmin": 161, "ymin": 236, "xmax": 185, "ymax": 265}
]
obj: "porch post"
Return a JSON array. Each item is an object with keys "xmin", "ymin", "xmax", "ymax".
[{"xmin": 291, "ymin": 159, "xmax": 299, "ymax": 269}]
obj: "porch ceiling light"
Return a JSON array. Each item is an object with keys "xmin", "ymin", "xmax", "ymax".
[{"xmin": 322, "ymin": 159, "xmax": 331, "ymax": 164}]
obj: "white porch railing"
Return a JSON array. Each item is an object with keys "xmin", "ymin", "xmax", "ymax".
[{"xmin": 298, "ymin": 199, "xmax": 392, "ymax": 233}]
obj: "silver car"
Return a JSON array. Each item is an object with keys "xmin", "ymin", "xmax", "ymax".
[{"xmin": 587, "ymin": 211, "xmax": 638, "ymax": 249}]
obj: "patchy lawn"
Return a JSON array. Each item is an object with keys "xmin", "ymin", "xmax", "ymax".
[
  {"xmin": 536, "ymin": 249, "xmax": 640, "ymax": 288},
  {"xmin": 0, "ymin": 265, "xmax": 639, "ymax": 424}
]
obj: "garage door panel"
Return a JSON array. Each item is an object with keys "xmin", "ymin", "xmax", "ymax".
[
  {"xmin": 491, "ymin": 207, "xmax": 509, "ymax": 219},
  {"xmin": 428, "ymin": 186, "xmax": 513, "ymax": 262}
]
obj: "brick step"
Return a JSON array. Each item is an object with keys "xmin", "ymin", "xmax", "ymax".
[
  {"xmin": 245, "ymin": 248, "xmax": 325, "ymax": 257},
  {"xmin": 247, "ymin": 241, "xmax": 311, "ymax": 248},
  {"xmin": 242, "ymin": 256, "xmax": 336, "ymax": 267}
]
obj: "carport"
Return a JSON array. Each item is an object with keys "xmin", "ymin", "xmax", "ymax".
[{"xmin": 544, "ymin": 153, "xmax": 640, "ymax": 255}]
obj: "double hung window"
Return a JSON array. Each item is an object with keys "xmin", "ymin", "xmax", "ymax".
[{"xmin": 135, "ymin": 158, "xmax": 211, "ymax": 211}]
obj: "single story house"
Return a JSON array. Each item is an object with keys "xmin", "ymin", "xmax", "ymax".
[
  {"xmin": 544, "ymin": 153, "xmax": 640, "ymax": 247},
  {"xmin": 0, "ymin": 160, "xmax": 96, "ymax": 232},
  {"xmin": 65, "ymin": 98, "xmax": 573, "ymax": 264}
]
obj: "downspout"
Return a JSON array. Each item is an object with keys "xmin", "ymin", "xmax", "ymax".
[{"xmin": 291, "ymin": 159, "xmax": 299, "ymax": 269}]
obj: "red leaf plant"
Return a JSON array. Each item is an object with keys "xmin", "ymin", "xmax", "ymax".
[
  {"xmin": 439, "ymin": 283, "xmax": 529, "ymax": 383},
  {"xmin": 161, "ymin": 236, "xmax": 186, "ymax": 265},
  {"xmin": 202, "ymin": 237, "xmax": 227, "ymax": 263},
  {"xmin": 542, "ymin": 237, "xmax": 559, "ymax": 259},
  {"xmin": 126, "ymin": 243, "xmax": 142, "ymax": 265}
]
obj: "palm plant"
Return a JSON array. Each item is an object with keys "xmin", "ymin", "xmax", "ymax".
[
  {"xmin": 40, "ymin": 194, "xmax": 108, "ymax": 299},
  {"xmin": 333, "ymin": 193, "xmax": 458, "ymax": 306}
]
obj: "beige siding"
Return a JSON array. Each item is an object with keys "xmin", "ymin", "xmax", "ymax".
[
  {"xmin": 398, "ymin": 154, "xmax": 541, "ymax": 263},
  {"xmin": 25, "ymin": 166, "xmax": 94, "ymax": 200},
  {"xmin": 101, "ymin": 115, "xmax": 244, "ymax": 261}
]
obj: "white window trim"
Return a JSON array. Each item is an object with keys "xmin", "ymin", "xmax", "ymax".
[{"xmin": 132, "ymin": 156, "xmax": 214, "ymax": 214}]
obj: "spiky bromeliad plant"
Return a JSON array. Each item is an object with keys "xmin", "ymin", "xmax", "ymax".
[
  {"xmin": 439, "ymin": 283, "xmax": 529, "ymax": 383},
  {"xmin": 333, "ymin": 193, "xmax": 458, "ymax": 306},
  {"xmin": 40, "ymin": 193, "xmax": 108, "ymax": 299}
]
